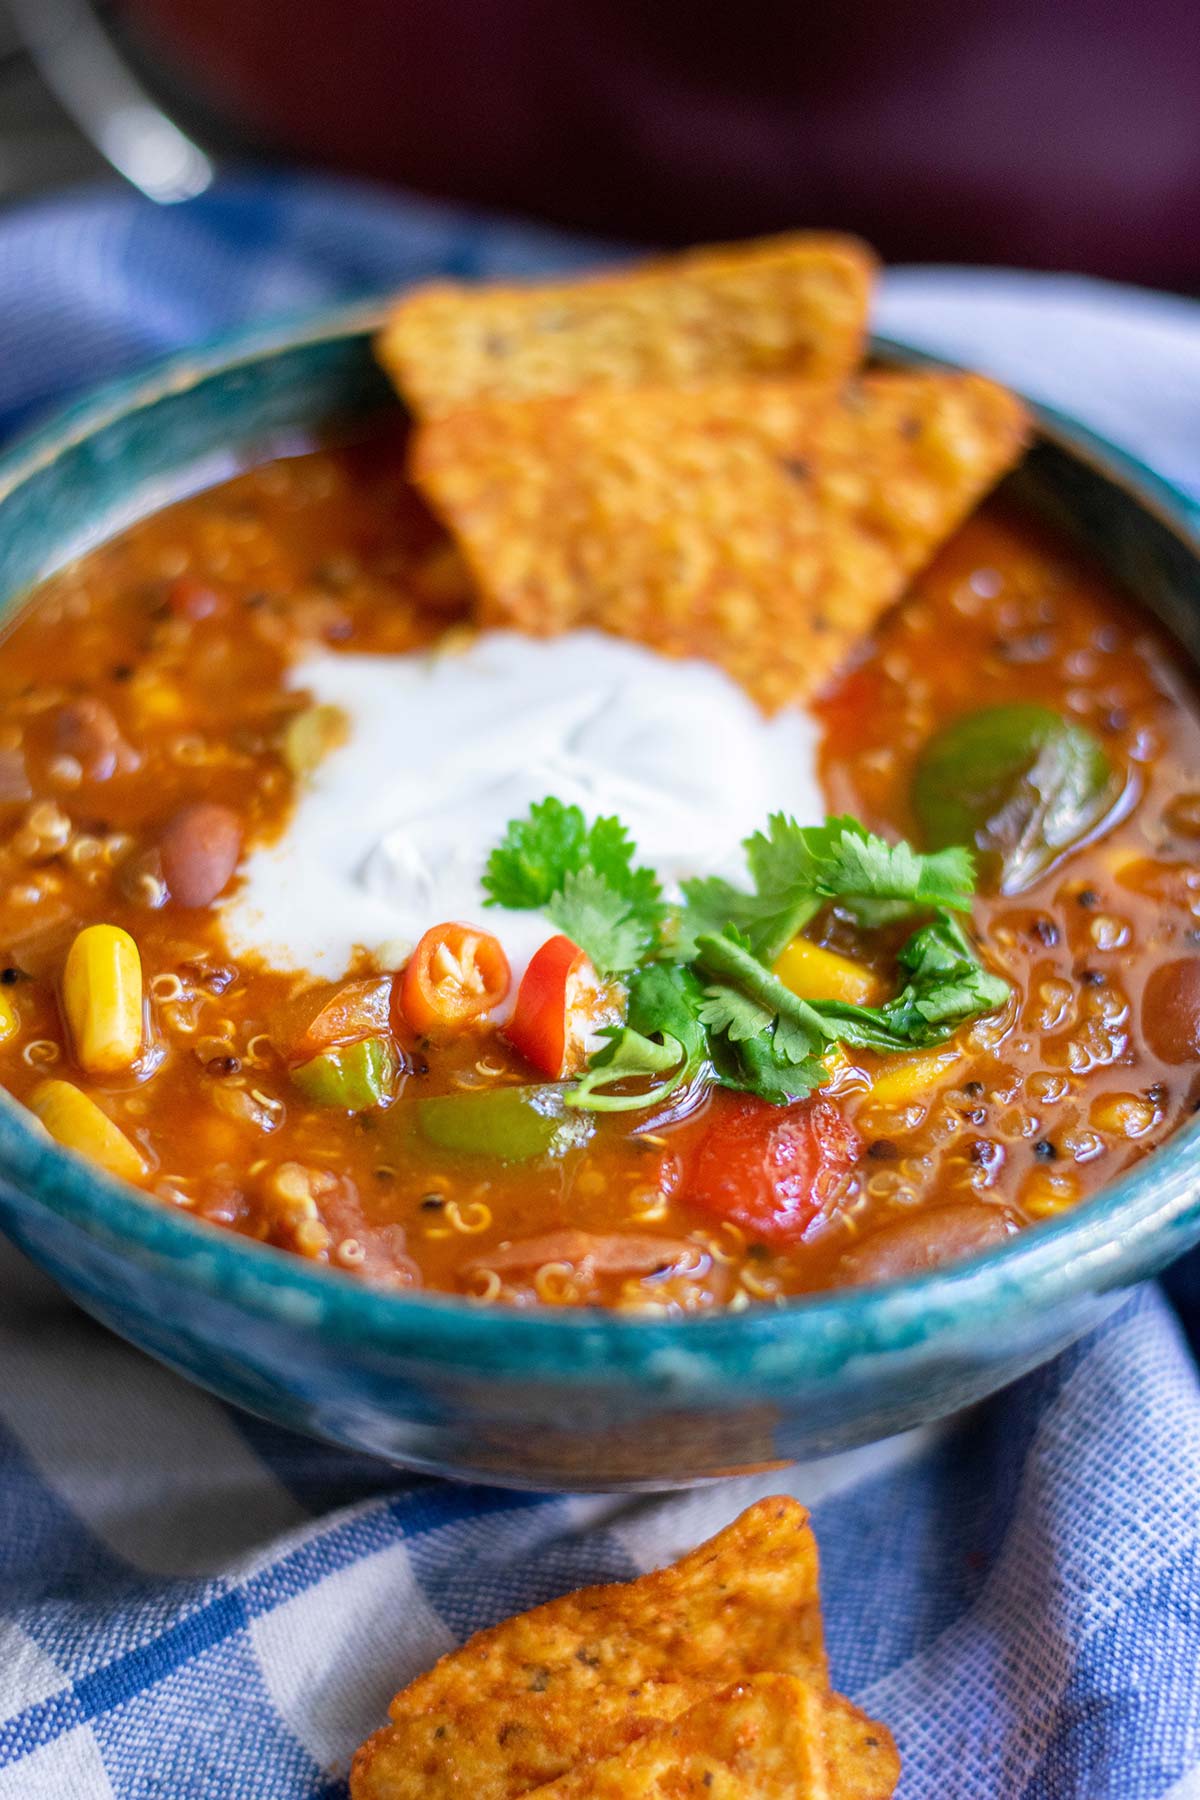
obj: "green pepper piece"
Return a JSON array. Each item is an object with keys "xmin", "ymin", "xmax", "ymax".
[
  {"xmin": 291, "ymin": 1036, "xmax": 399, "ymax": 1110},
  {"xmin": 416, "ymin": 1084, "xmax": 595, "ymax": 1161},
  {"xmin": 912, "ymin": 703, "xmax": 1118, "ymax": 894}
]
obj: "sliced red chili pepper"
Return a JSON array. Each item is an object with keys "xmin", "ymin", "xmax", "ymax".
[
  {"xmin": 685, "ymin": 1093, "xmax": 860, "ymax": 1245},
  {"xmin": 504, "ymin": 934, "xmax": 610, "ymax": 1079},
  {"xmin": 398, "ymin": 921, "xmax": 511, "ymax": 1034}
]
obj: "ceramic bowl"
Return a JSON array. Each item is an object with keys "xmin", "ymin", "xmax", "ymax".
[{"xmin": 1, "ymin": 303, "xmax": 1199, "ymax": 1490}]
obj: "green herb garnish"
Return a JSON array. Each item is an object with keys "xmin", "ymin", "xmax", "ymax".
[
  {"xmin": 485, "ymin": 801, "xmax": 1010, "ymax": 1110},
  {"xmin": 483, "ymin": 797, "xmax": 665, "ymax": 973}
]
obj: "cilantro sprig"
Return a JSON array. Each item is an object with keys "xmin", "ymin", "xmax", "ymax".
[
  {"xmin": 675, "ymin": 814, "xmax": 976, "ymax": 961},
  {"xmin": 483, "ymin": 798, "xmax": 665, "ymax": 973},
  {"xmin": 483, "ymin": 799, "xmax": 1011, "ymax": 1111}
]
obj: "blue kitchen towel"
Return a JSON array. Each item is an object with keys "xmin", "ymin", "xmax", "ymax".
[{"xmin": 1, "ymin": 170, "xmax": 1200, "ymax": 1800}]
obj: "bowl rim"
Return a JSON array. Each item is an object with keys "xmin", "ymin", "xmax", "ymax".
[{"xmin": 2, "ymin": 297, "xmax": 1200, "ymax": 1379}]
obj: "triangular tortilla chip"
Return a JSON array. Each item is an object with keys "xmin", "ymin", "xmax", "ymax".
[
  {"xmin": 350, "ymin": 1498, "xmax": 824, "ymax": 1800},
  {"xmin": 823, "ymin": 1693, "xmax": 902, "ymax": 1799},
  {"xmin": 411, "ymin": 371, "xmax": 1028, "ymax": 710},
  {"xmin": 524, "ymin": 1676, "xmax": 832, "ymax": 1799},
  {"xmin": 377, "ymin": 234, "xmax": 875, "ymax": 419}
]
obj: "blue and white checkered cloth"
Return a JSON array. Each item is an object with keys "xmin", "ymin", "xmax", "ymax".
[{"xmin": 2, "ymin": 170, "xmax": 1200, "ymax": 1800}]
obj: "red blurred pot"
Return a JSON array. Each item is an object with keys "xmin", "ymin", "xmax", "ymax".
[{"xmin": 124, "ymin": 0, "xmax": 1199, "ymax": 285}]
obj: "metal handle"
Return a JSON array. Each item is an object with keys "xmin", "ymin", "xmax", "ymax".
[{"xmin": 8, "ymin": 0, "xmax": 214, "ymax": 204}]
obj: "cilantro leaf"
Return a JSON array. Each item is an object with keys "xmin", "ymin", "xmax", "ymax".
[
  {"xmin": 692, "ymin": 914, "xmax": 1009, "ymax": 1100},
  {"xmin": 546, "ymin": 867, "xmax": 650, "ymax": 974},
  {"xmin": 625, "ymin": 962, "xmax": 709, "ymax": 1064},
  {"xmin": 679, "ymin": 814, "xmax": 976, "ymax": 961},
  {"xmin": 483, "ymin": 799, "xmax": 666, "ymax": 969},
  {"xmin": 568, "ymin": 963, "xmax": 708, "ymax": 1112},
  {"xmin": 709, "ymin": 1026, "xmax": 827, "ymax": 1105},
  {"xmin": 482, "ymin": 797, "xmax": 588, "ymax": 910},
  {"xmin": 697, "ymin": 982, "xmax": 774, "ymax": 1043}
]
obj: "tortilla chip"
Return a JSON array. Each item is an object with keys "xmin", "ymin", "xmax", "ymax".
[
  {"xmin": 411, "ymin": 371, "xmax": 1028, "ymax": 711},
  {"xmin": 377, "ymin": 234, "xmax": 875, "ymax": 419},
  {"xmin": 524, "ymin": 1676, "xmax": 831, "ymax": 1800},
  {"xmin": 824, "ymin": 1694, "xmax": 902, "ymax": 1800},
  {"xmin": 350, "ymin": 1497, "xmax": 824, "ymax": 1800}
]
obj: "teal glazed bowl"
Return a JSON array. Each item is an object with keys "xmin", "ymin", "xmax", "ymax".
[{"xmin": 1, "ymin": 305, "xmax": 1200, "ymax": 1490}]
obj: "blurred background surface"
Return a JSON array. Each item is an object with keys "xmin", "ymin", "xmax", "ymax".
[{"xmin": 0, "ymin": 0, "xmax": 1196, "ymax": 288}]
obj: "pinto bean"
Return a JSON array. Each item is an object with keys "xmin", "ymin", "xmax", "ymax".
[
  {"xmin": 52, "ymin": 698, "xmax": 137, "ymax": 780},
  {"xmin": 466, "ymin": 1229, "xmax": 700, "ymax": 1277},
  {"xmin": 841, "ymin": 1204, "xmax": 1017, "ymax": 1287},
  {"xmin": 1142, "ymin": 958, "xmax": 1200, "ymax": 1064},
  {"xmin": 166, "ymin": 577, "xmax": 228, "ymax": 622},
  {"xmin": 159, "ymin": 803, "xmax": 243, "ymax": 907},
  {"xmin": 0, "ymin": 746, "xmax": 31, "ymax": 804}
]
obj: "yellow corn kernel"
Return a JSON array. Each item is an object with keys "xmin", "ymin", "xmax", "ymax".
[
  {"xmin": 773, "ymin": 936, "xmax": 885, "ymax": 1006},
  {"xmin": 865, "ymin": 1044, "xmax": 963, "ymax": 1107},
  {"xmin": 29, "ymin": 1079, "xmax": 148, "ymax": 1181},
  {"xmin": 0, "ymin": 990, "xmax": 17, "ymax": 1046},
  {"xmin": 62, "ymin": 923, "xmax": 144, "ymax": 1074},
  {"xmin": 1090, "ymin": 1092, "xmax": 1157, "ymax": 1139},
  {"xmin": 1023, "ymin": 1169, "xmax": 1080, "ymax": 1218}
]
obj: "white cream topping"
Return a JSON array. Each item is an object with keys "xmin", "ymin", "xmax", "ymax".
[{"xmin": 218, "ymin": 630, "xmax": 824, "ymax": 990}]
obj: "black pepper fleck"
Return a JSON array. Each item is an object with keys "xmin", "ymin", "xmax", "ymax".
[
  {"xmin": 1077, "ymin": 888, "xmax": 1099, "ymax": 909},
  {"xmin": 867, "ymin": 1138, "xmax": 899, "ymax": 1160},
  {"xmin": 0, "ymin": 967, "xmax": 24, "ymax": 985},
  {"xmin": 1079, "ymin": 967, "xmax": 1106, "ymax": 986},
  {"xmin": 205, "ymin": 1055, "xmax": 241, "ymax": 1077},
  {"xmin": 420, "ymin": 1194, "xmax": 446, "ymax": 1211},
  {"xmin": 964, "ymin": 1080, "xmax": 985, "ymax": 1099},
  {"xmin": 1034, "ymin": 1139, "xmax": 1057, "ymax": 1160}
]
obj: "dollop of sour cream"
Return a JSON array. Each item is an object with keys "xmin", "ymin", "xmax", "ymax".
[{"xmin": 219, "ymin": 630, "xmax": 824, "ymax": 987}]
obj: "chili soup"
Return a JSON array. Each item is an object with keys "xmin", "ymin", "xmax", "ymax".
[
  {"xmin": 4, "ymin": 236, "xmax": 1199, "ymax": 1315},
  {"xmin": 1, "ymin": 427, "xmax": 1197, "ymax": 1310}
]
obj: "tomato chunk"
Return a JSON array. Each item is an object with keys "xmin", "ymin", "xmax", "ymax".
[
  {"xmin": 275, "ymin": 975, "xmax": 394, "ymax": 1063},
  {"xmin": 504, "ymin": 934, "xmax": 610, "ymax": 1079},
  {"xmin": 685, "ymin": 1094, "xmax": 860, "ymax": 1245},
  {"xmin": 399, "ymin": 922, "xmax": 511, "ymax": 1033}
]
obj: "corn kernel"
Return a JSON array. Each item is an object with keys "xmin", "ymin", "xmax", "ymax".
[
  {"xmin": 0, "ymin": 990, "xmax": 17, "ymax": 1046},
  {"xmin": 865, "ymin": 1045, "xmax": 963, "ymax": 1107},
  {"xmin": 29, "ymin": 1079, "xmax": 147, "ymax": 1181},
  {"xmin": 62, "ymin": 923, "xmax": 144, "ymax": 1074},
  {"xmin": 1023, "ymin": 1169, "xmax": 1080, "ymax": 1217},
  {"xmin": 1090, "ymin": 1092, "xmax": 1156, "ymax": 1138},
  {"xmin": 773, "ymin": 936, "xmax": 884, "ymax": 1006}
]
